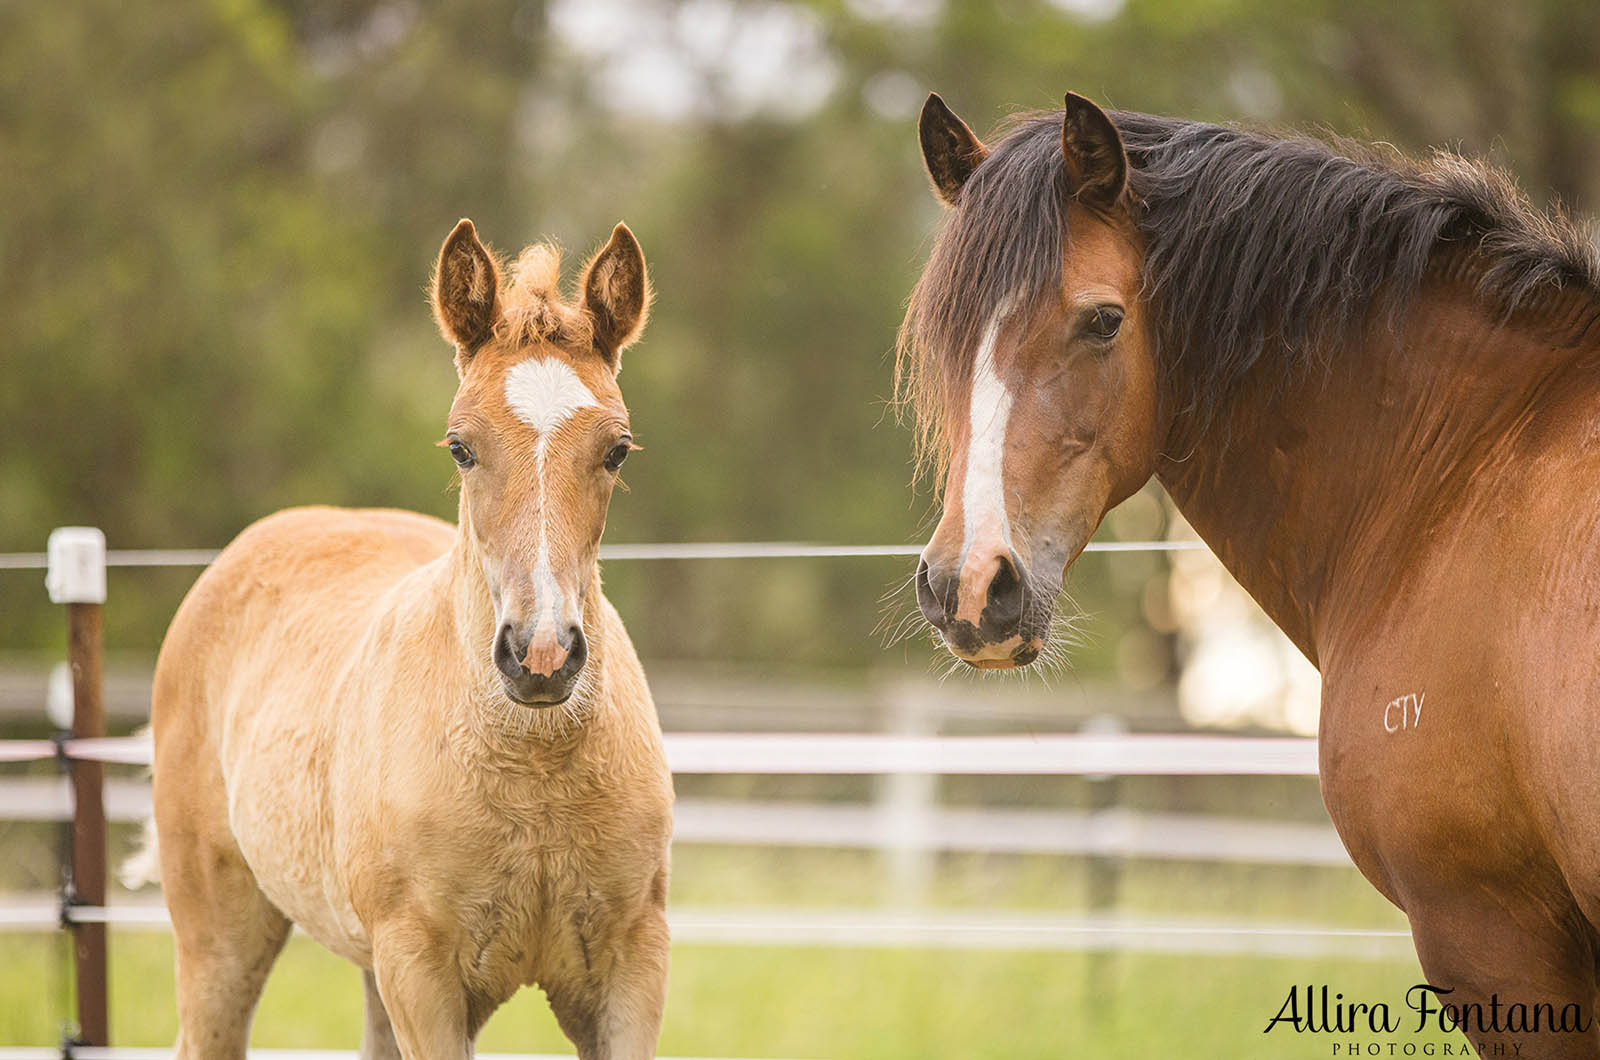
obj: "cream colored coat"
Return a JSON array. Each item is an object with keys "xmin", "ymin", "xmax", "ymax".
[{"xmin": 148, "ymin": 220, "xmax": 672, "ymax": 1060}]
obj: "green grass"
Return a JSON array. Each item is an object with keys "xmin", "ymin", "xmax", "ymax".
[
  {"xmin": 0, "ymin": 846, "xmax": 1474, "ymax": 1058},
  {"xmin": 0, "ymin": 932, "xmax": 1466, "ymax": 1058},
  {"xmin": 653, "ymin": 845, "xmax": 1410, "ymax": 927}
]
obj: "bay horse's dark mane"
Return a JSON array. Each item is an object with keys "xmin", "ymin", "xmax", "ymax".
[{"xmin": 899, "ymin": 107, "xmax": 1600, "ymax": 462}]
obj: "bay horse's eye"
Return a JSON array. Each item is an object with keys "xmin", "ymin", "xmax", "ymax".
[
  {"xmin": 1087, "ymin": 306, "xmax": 1124, "ymax": 340},
  {"xmin": 603, "ymin": 439, "xmax": 631, "ymax": 473},
  {"xmin": 446, "ymin": 439, "xmax": 475, "ymax": 469}
]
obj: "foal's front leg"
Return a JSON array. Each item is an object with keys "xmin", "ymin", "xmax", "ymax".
[
  {"xmin": 370, "ymin": 925, "xmax": 473, "ymax": 1060},
  {"xmin": 549, "ymin": 901, "xmax": 672, "ymax": 1060},
  {"xmin": 360, "ymin": 969, "xmax": 403, "ymax": 1060}
]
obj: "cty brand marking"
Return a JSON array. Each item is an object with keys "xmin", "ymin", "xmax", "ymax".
[{"xmin": 1383, "ymin": 692, "xmax": 1424, "ymax": 733}]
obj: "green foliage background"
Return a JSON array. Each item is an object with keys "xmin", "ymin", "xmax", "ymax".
[
  {"xmin": 2, "ymin": 5, "xmax": 1596, "ymax": 1052},
  {"xmin": 3, "ymin": 0, "xmax": 1596, "ymax": 668}
]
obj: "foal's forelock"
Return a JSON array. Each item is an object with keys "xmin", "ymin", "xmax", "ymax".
[
  {"xmin": 896, "ymin": 115, "xmax": 1069, "ymax": 483},
  {"xmin": 495, "ymin": 245, "xmax": 595, "ymax": 351}
]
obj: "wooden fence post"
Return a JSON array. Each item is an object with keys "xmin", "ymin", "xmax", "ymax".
[
  {"xmin": 880, "ymin": 684, "xmax": 935, "ymax": 905},
  {"xmin": 1084, "ymin": 713, "xmax": 1126, "ymax": 1021},
  {"xmin": 46, "ymin": 527, "xmax": 109, "ymax": 1047}
]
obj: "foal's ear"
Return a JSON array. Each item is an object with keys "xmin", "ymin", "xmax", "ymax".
[
  {"xmin": 919, "ymin": 93, "xmax": 989, "ymax": 207},
  {"xmin": 1060, "ymin": 93, "xmax": 1128, "ymax": 211},
  {"xmin": 433, "ymin": 219, "xmax": 502, "ymax": 357},
  {"xmin": 581, "ymin": 222, "xmax": 651, "ymax": 369}
]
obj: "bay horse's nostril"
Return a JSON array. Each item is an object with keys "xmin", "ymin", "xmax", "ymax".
[
  {"xmin": 982, "ymin": 551, "xmax": 1026, "ymax": 637},
  {"xmin": 915, "ymin": 557, "xmax": 949, "ymax": 629}
]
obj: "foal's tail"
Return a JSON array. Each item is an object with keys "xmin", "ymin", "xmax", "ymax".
[
  {"xmin": 120, "ymin": 816, "xmax": 161, "ymax": 889},
  {"xmin": 119, "ymin": 726, "xmax": 161, "ymax": 890}
]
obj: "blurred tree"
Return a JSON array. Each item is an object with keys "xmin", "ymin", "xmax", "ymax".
[{"xmin": 1, "ymin": 0, "xmax": 1594, "ymax": 674}]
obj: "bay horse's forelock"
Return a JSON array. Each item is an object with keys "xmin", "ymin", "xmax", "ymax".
[{"xmin": 897, "ymin": 107, "xmax": 1600, "ymax": 477}]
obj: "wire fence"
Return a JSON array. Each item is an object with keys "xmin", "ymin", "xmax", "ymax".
[
  {"xmin": 2, "ymin": 530, "xmax": 1385, "ymax": 1058},
  {"xmin": 0, "ymin": 539, "xmax": 1208, "ymax": 570}
]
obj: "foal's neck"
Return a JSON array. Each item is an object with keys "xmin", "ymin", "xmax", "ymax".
[{"xmin": 1156, "ymin": 273, "xmax": 1600, "ymax": 668}]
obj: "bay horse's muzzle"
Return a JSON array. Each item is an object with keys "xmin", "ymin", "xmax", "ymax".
[
  {"xmin": 494, "ymin": 621, "xmax": 588, "ymax": 705},
  {"xmin": 915, "ymin": 546, "xmax": 1041, "ymax": 669}
]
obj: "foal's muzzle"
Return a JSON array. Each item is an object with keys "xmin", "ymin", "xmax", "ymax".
[
  {"xmin": 494, "ymin": 621, "xmax": 588, "ymax": 705},
  {"xmin": 916, "ymin": 546, "xmax": 1042, "ymax": 669}
]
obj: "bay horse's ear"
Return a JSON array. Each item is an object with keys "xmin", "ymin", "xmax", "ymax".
[
  {"xmin": 1061, "ymin": 93, "xmax": 1128, "ymax": 211},
  {"xmin": 433, "ymin": 219, "xmax": 501, "ymax": 358},
  {"xmin": 581, "ymin": 222, "xmax": 651, "ymax": 369},
  {"xmin": 919, "ymin": 93, "xmax": 988, "ymax": 208}
]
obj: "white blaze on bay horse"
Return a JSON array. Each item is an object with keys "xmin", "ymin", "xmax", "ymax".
[
  {"xmin": 954, "ymin": 301, "xmax": 1021, "ymax": 660},
  {"xmin": 139, "ymin": 219, "xmax": 672, "ymax": 1059},
  {"xmin": 903, "ymin": 91, "xmax": 1600, "ymax": 1054}
]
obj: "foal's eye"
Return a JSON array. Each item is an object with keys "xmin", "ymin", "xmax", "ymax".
[
  {"xmin": 603, "ymin": 439, "xmax": 631, "ymax": 473},
  {"xmin": 446, "ymin": 439, "xmax": 475, "ymax": 469},
  {"xmin": 1086, "ymin": 307, "xmax": 1124, "ymax": 340}
]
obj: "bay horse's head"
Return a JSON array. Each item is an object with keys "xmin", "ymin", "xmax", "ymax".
[
  {"xmin": 902, "ymin": 93, "xmax": 1159, "ymax": 669},
  {"xmin": 432, "ymin": 219, "xmax": 648, "ymax": 705}
]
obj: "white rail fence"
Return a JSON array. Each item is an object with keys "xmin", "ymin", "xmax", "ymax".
[
  {"xmin": 1, "ymin": 533, "xmax": 1410, "ymax": 1059},
  {"xmin": 0, "ymin": 778, "xmax": 1350, "ymax": 864},
  {"xmin": 0, "ymin": 730, "xmax": 1321, "ymax": 774}
]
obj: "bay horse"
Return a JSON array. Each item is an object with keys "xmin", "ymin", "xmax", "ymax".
[
  {"xmin": 903, "ymin": 92, "xmax": 1600, "ymax": 1055},
  {"xmin": 140, "ymin": 219, "xmax": 673, "ymax": 1059}
]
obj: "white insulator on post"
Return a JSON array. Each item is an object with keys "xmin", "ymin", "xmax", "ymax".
[
  {"xmin": 45, "ymin": 527, "xmax": 106, "ymax": 605},
  {"xmin": 46, "ymin": 662, "xmax": 74, "ymax": 730}
]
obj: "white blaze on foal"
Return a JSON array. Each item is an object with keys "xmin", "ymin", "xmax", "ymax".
[
  {"xmin": 505, "ymin": 356, "xmax": 602, "ymax": 442},
  {"xmin": 504, "ymin": 356, "xmax": 601, "ymax": 669},
  {"xmin": 955, "ymin": 306, "xmax": 1016, "ymax": 623}
]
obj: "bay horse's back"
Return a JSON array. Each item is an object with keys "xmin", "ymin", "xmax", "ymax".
[{"xmin": 148, "ymin": 505, "xmax": 452, "ymax": 1060}]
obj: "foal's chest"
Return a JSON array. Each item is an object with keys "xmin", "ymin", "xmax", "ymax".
[{"xmin": 445, "ymin": 803, "xmax": 663, "ymax": 999}]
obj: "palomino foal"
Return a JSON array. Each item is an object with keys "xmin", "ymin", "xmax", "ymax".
[{"xmin": 144, "ymin": 220, "xmax": 672, "ymax": 1059}]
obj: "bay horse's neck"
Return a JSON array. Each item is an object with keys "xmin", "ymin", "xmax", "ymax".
[{"xmin": 1156, "ymin": 271, "xmax": 1600, "ymax": 668}]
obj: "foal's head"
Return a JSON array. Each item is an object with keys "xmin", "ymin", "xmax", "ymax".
[
  {"xmin": 903, "ymin": 93, "xmax": 1160, "ymax": 669},
  {"xmin": 432, "ymin": 219, "xmax": 649, "ymax": 705}
]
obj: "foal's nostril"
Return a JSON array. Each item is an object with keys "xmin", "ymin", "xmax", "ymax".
[
  {"xmin": 983, "ymin": 551, "xmax": 1026, "ymax": 632},
  {"xmin": 562, "ymin": 625, "xmax": 588, "ymax": 675},
  {"xmin": 492, "ymin": 619, "xmax": 588, "ymax": 705},
  {"xmin": 494, "ymin": 622, "xmax": 528, "ymax": 679}
]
